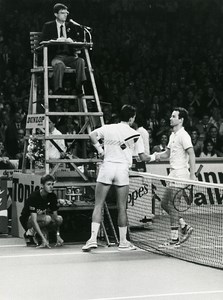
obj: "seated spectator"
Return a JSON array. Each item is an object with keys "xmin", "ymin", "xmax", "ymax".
[
  {"xmin": 16, "ymin": 128, "xmax": 25, "ymax": 161},
  {"xmin": 187, "ymin": 106, "xmax": 199, "ymax": 128},
  {"xmin": 200, "ymin": 139, "xmax": 218, "ymax": 158},
  {"xmin": 146, "ymin": 109, "xmax": 159, "ymax": 143},
  {"xmin": 189, "ymin": 127, "xmax": 203, "ymax": 157},
  {"xmin": 19, "ymin": 174, "xmax": 64, "ymax": 248},
  {"xmin": 206, "ymin": 125, "xmax": 223, "ymax": 157},
  {"xmin": 152, "ymin": 133, "xmax": 168, "ymax": 153},
  {"xmin": 4, "ymin": 111, "xmax": 25, "ymax": 159},
  {"xmin": 151, "ymin": 95, "xmax": 161, "ymax": 118},
  {"xmin": 196, "ymin": 114, "xmax": 211, "ymax": 142},
  {"xmin": 209, "ymin": 107, "xmax": 223, "ymax": 135},
  {"xmin": 147, "ymin": 128, "xmax": 154, "ymax": 154},
  {"xmin": 155, "ymin": 118, "xmax": 170, "ymax": 142},
  {"xmin": 48, "ymin": 116, "xmax": 66, "ymax": 160},
  {"xmin": 206, "ymin": 87, "xmax": 220, "ymax": 110},
  {"xmin": 0, "ymin": 140, "xmax": 15, "ymax": 169}
]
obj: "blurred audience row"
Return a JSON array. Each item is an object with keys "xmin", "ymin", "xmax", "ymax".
[{"xmin": 0, "ymin": 0, "xmax": 223, "ymax": 168}]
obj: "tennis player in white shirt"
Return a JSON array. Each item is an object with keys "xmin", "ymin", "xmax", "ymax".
[
  {"xmin": 155, "ymin": 107, "xmax": 196, "ymax": 247},
  {"xmin": 82, "ymin": 105, "xmax": 155, "ymax": 251}
]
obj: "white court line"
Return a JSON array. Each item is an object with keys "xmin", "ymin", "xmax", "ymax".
[
  {"xmin": 89, "ymin": 290, "xmax": 223, "ymax": 300},
  {"xmin": 0, "ymin": 248, "xmax": 144, "ymax": 259},
  {"xmin": 0, "ymin": 244, "xmax": 25, "ymax": 248}
]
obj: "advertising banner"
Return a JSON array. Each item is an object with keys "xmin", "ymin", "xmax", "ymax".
[
  {"xmin": 127, "ymin": 160, "xmax": 223, "ymax": 226},
  {"xmin": 0, "ymin": 177, "xmax": 8, "ymax": 233},
  {"xmin": 26, "ymin": 114, "xmax": 45, "ymax": 129},
  {"xmin": 11, "ymin": 173, "xmax": 41, "ymax": 237}
]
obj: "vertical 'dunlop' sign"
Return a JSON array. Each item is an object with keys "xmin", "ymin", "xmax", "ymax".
[{"xmin": 26, "ymin": 114, "xmax": 45, "ymax": 129}]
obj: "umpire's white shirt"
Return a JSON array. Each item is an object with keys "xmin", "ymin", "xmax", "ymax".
[
  {"xmin": 167, "ymin": 127, "xmax": 193, "ymax": 170},
  {"xmin": 49, "ymin": 128, "xmax": 66, "ymax": 159},
  {"xmin": 93, "ymin": 123, "xmax": 145, "ymax": 167}
]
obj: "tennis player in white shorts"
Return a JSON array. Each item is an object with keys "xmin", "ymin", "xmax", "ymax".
[
  {"xmin": 155, "ymin": 107, "xmax": 196, "ymax": 247},
  {"xmin": 82, "ymin": 105, "xmax": 155, "ymax": 251}
]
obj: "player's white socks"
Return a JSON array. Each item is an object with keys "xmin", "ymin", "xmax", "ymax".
[
  {"xmin": 119, "ymin": 226, "xmax": 128, "ymax": 244},
  {"xmin": 179, "ymin": 217, "xmax": 186, "ymax": 229},
  {"xmin": 26, "ymin": 228, "xmax": 35, "ymax": 236},
  {"xmin": 90, "ymin": 222, "xmax": 100, "ymax": 242},
  {"xmin": 171, "ymin": 227, "xmax": 179, "ymax": 240}
]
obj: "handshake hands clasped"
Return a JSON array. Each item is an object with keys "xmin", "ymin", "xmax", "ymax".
[{"xmin": 149, "ymin": 152, "xmax": 161, "ymax": 163}]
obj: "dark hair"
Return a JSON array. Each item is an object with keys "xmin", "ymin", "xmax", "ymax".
[
  {"xmin": 41, "ymin": 174, "xmax": 55, "ymax": 185},
  {"xmin": 173, "ymin": 107, "xmax": 189, "ymax": 126},
  {"xmin": 134, "ymin": 115, "xmax": 147, "ymax": 128},
  {"xmin": 189, "ymin": 126, "xmax": 199, "ymax": 135},
  {"xmin": 208, "ymin": 125, "xmax": 218, "ymax": 135},
  {"xmin": 120, "ymin": 105, "xmax": 136, "ymax": 122},
  {"xmin": 49, "ymin": 116, "xmax": 58, "ymax": 125},
  {"xmin": 53, "ymin": 3, "xmax": 68, "ymax": 13},
  {"xmin": 203, "ymin": 139, "xmax": 216, "ymax": 156}
]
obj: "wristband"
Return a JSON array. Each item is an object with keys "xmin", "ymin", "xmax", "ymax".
[
  {"xmin": 149, "ymin": 153, "xmax": 156, "ymax": 162},
  {"xmin": 93, "ymin": 142, "xmax": 104, "ymax": 154}
]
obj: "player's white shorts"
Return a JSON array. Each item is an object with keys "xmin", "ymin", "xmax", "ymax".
[
  {"xmin": 168, "ymin": 168, "xmax": 190, "ymax": 188},
  {"xmin": 97, "ymin": 161, "xmax": 129, "ymax": 186}
]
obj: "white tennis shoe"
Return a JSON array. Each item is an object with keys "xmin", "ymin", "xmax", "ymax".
[
  {"xmin": 118, "ymin": 241, "xmax": 137, "ymax": 251},
  {"xmin": 82, "ymin": 240, "xmax": 98, "ymax": 251},
  {"xmin": 158, "ymin": 239, "xmax": 180, "ymax": 248}
]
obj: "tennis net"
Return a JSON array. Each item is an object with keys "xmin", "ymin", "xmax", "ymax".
[{"xmin": 127, "ymin": 170, "xmax": 223, "ymax": 269}]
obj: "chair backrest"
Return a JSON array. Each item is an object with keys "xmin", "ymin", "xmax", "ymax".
[{"xmin": 30, "ymin": 32, "xmax": 41, "ymax": 53}]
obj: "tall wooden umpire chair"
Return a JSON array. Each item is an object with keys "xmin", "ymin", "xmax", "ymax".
[{"xmin": 22, "ymin": 31, "xmax": 119, "ymax": 246}]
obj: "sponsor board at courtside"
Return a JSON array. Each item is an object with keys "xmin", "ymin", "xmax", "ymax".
[
  {"xmin": 127, "ymin": 162, "xmax": 223, "ymax": 226},
  {"xmin": 9, "ymin": 161, "xmax": 223, "ymax": 235},
  {"xmin": 11, "ymin": 173, "xmax": 41, "ymax": 237}
]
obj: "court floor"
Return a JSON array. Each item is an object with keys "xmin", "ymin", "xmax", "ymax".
[{"xmin": 0, "ymin": 237, "xmax": 222, "ymax": 300}]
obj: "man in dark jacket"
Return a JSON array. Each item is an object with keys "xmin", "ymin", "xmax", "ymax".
[{"xmin": 41, "ymin": 3, "xmax": 87, "ymax": 96}]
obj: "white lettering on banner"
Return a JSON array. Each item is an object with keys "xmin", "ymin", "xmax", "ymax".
[{"xmin": 26, "ymin": 114, "xmax": 45, "ymax": 129}]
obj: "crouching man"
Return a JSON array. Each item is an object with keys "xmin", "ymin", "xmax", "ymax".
[{"xmin": 19, "ymin": 174, "xmax": 64, "ymax": 248}]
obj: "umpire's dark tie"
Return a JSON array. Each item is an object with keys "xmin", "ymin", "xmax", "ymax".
[{"xmin": 60, "ymin": 25, "xmax": 64, "ymax": 37}]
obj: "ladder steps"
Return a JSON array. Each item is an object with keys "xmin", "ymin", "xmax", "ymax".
[
  {"xmin": 31, "ymin": 67, "xmax": 76, "ymax": 73},
  {"xmin": 47, "ymin": 111, "xmax": 103, "ymax": 116},
  {"xmin": 46, "ymin": 158, "xmax": 101, "ymax": 163},
  {"xmin": 48, "ymin": 95, "xmax": 95, "ymax": 100},
  {"xmin": 54, "ymin": 182, "xmax": 97, "ymax": 187},
  {"xmin": 46, "ymin": 134, "xmax": 90, "ymax": 139},
  {"xmin": 24, "ymin": 134, "xmax": 90, "ymax": 140}
]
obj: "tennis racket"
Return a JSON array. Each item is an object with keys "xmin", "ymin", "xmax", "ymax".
[{"xmin": 173, "ymin": 164, "xmax": 203, "ymax": 212}]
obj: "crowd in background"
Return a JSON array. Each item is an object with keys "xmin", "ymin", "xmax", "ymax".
[{"xmin": 0, "ymin": 0, "xmax": 223, "ymax": 167}]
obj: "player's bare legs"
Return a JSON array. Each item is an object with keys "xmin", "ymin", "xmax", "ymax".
[
  {"xmin": 82, "ymin": 182, "xmax": 110, "ymax": 251},
  {"xmin": 161, "ymin": 188, "xmax": 170, "ymax": 214},
  {"xmin": 92, "ymin": 182, "xmax": 111, "ymax": 223},
  {"xmin": 115, "ymin": 184, "xmax": 136, "ymax": 250},
  {"xmin": 115, "ymin": 185, "xmax": 129, "ymax": 227},
  {"xmin": 160, "ymin": 187, "xmax": 193, "ymax": 247}
]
